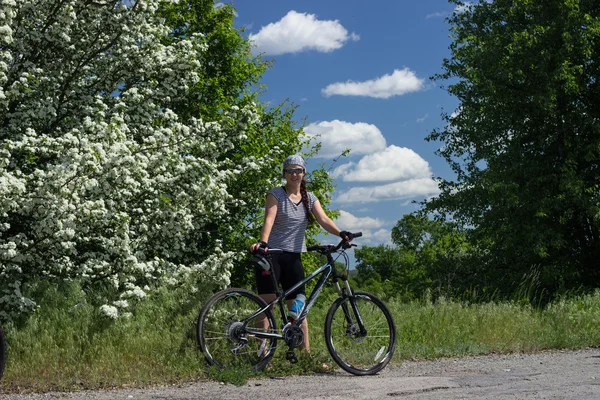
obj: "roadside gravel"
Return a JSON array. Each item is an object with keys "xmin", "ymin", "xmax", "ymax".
[{"xmin": 1, "ymin": 348, "xmax": 599, "ymax": 399}]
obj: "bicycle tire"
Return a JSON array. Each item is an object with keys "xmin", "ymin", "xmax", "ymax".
[
  {"xmin": 197, "ymin": 288, "xmax": 277, "ymax": 371},
  {"xmin": 324, "ymin": 291, "xmax": 396, "ymax": 375},
  {"xmin": 0, "ymin": 324, "xmax": 5, "ymax": 379}
]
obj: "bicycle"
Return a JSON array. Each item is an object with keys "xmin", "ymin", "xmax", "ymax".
[
  {"xmin": 0, "ymin": 324, "xmax": 5, "ymax": 378},
  {"xmin": 196, "ymin": 232, "xmax": 396, "ymax": 375}
]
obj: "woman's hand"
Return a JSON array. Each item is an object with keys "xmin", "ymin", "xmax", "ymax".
[
  {"xmin": 339, "ymin": 231, "xmax": 353, "ymax": 242},
  {"xmin": 249, "ymin": 240, "xmax": 268, "ymax": 253}
]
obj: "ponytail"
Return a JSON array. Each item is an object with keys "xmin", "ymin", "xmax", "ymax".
[{"xmin": 300, "ymin": 180, "xmax": 316, "ymax": 224}]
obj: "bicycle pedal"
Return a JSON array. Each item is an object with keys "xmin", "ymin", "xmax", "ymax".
[{"xmin": 285, "ymin": 351, "xmax": 298, "ymax": 364}]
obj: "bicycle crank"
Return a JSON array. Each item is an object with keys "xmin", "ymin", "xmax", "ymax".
[{"xmin": 283, "ymin": 325, "xmax": 304, "ymax": 349}]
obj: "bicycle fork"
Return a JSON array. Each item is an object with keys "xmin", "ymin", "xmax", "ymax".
[{"xmin": 335, "ymin": 280, "xmax": 367, "ymax": 337}]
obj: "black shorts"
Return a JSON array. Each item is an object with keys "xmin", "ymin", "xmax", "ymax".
[{"xmin": 254, "ymin": 251, "xmax": 305, "ymax": 299}]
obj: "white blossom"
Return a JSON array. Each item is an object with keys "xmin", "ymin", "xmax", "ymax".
[
  {"xmin": 0, "ymin": 0, "xmax": 295, "ymax": 320},
  {"xmin": 100, "ymin": 304, "xmax": 119, "ymax": 319},
  {"xmin": 113, "ymin": 300, "xmax": 129, "ymax": 308}
]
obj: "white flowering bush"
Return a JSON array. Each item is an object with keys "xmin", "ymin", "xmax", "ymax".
[{"xmin": 0, "ymin": 0, "xmax": 305, "ymax": 320}]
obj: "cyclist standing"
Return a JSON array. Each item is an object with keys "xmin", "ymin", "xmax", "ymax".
[{"xmin": 250, "ymin": 154, "xmax": 351, "ymax": 352}]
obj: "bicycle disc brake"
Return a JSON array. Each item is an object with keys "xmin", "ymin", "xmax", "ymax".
[{"xmin": 346, "ymin": 323, "xmax": 367, "ymax": 344}]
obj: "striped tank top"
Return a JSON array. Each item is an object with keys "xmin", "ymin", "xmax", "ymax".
[{"xmin": 267, "ymin": 186, "xmax": 318, "ymax": 253}]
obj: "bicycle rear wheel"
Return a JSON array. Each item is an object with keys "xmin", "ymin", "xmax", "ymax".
[
  {"xmin": 197, "ymin": 288, "xmax": 277, "ymax": 371},
  {"xmin": 0, "ymin": 324, "xmax": 5, "ymax": 379},
  {"xmin": 325, "ymin": 291, "xmax": 396, "ymax": 375}
]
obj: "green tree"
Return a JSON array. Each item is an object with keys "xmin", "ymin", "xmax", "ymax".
[
  {"xmin": 393, "ymin": 213, "xmax": 478, "ymax": 298},
  {"xmin": 355, "ymin": 213, "xmax": 474, "ymax": 300},
  {"xmin": 426, "ymin": 0, "xmax": 600, "ymax": 296},
  {"xmin": 354, "ymin": 244, "xmax": 412, "ymax": 299},
  {"xmin": 156, "ymin": 2, "xmax": 340, "ymax": 289},
  {"xmin": 0, "ymin": 0, "xmax": 334, "ymax": 319}
]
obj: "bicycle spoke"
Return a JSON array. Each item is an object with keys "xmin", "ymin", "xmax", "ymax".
[
  {"xmin": 325, "ymin": 292, "xmax": 396, "ymax": 375},
  {"xmin": 197, "ymin": 289, "xmax": 278, "ymax": 371}
]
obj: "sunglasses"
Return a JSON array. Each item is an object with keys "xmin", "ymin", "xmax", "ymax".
[{"xmin": 284, "ymin": 168, "xmax": 305, "ymax": 175}]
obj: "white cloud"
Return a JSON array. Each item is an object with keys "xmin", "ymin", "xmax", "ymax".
[
  {"xmin": 336, "ymin": 210, "xmax": 385, "ymax": 231},
  {"xmin": 330, "ymin": 162, "xmax": 356, "ymax": 178},
  {"xmin": 332, "ymin": 210, "xmax": 391, "ymax": 246},
  {"xmin": 426, "ymin": 11, "xmax": 447, "ymax": 19},
  {"xmin": 249, "ymin": 11, "xmax": 359, "ymax": 55},
  {"xmin": 321, "ymin": 68, "xmax": 425, "ymax": 99},
  {"xmin": 369, "ymin": 228, "xmax": 392, "ymax": 245},
  {"xmin": 336, "ymin": 178, "xmax": 440, "ymax": 204},
  {"xmin": 332, "ymin": 145, "xmax": 432, "ymax": 182},
  {"xmin": 304, "ymin": 120, "xmax": 387, "ymax": 159},
  {"xmin": 416, "ymin": 113, "xmax": 429, "ymax": 123}
]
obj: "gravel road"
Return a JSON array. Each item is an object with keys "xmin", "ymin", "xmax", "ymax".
[{"xmin": 2, "ymin": 348, "xmax": 599, "ymax": 399}]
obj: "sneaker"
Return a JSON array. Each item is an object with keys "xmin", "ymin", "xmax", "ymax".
[{"xmin": 288, "ymin": 294, "xmax": 306, "ymax": 320}]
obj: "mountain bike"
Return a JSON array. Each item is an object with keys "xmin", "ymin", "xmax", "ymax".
[
  {"xmin": 196, "ymin": 232, "xmax": 396, "ymax": 375},
  {"xmin": 0, "ymin": 324, "xmax": 5, "ymax": 378}
]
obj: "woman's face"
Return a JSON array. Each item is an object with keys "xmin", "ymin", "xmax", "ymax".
[{"xmin": 283, "ymin": 164, "xmax": 305, "ymax": 184}]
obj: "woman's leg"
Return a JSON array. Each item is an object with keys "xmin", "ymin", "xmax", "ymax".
[
  {"xmin": 254, "ymin": 257, "xmax": 281, "ymax": 340},
  {"xmin": 258, "ymin": 293, "xmax": 276, "ymax": 334},
  {"xmin": 280, "ymin": 252, "xmax": 310, "ymax": 352},
  {"xmin": 286, "ymin": 297, "xmax": 310, "ymax": 352}
]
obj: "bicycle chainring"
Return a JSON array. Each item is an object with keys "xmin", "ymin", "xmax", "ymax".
[{"xmin": 283, "ymin": 325, "xmax": 304, "ymax": 349}]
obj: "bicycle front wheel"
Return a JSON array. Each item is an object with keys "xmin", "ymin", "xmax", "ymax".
[
  {"xmin": 197, "ymin": 288, "xmax": 277, "ymax": 371},
  {"xmin": 0, "ymin": 324, "xmax": 5, "ymax": 378},
  {"xmin": 325, "ymin": 291, "xmax": 396, "ymax": 375}
]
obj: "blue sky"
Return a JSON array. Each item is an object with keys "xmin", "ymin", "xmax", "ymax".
[{"xmin": 228, "ymin": 1, "xmax": 466, "ymax": 247}]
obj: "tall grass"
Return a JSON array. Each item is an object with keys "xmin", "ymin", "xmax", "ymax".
[
  {"xmin": 1, "ymin": 284, "xmax": 600, "ymax": 392},
  {"xmin": 0, "ymin": 283, "xmax": 209, "ymax": 392},
  {"xmin": 393, "ymin": 293, "xmax": 600, "ymax": 359}
]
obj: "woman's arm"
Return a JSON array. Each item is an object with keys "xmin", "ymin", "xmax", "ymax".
[
  {"xmin": 250, "ymin": 193, "xmax": 278, "ymax": 252},
  {"xmin": 260, "ymin": 193, "xmax": 278, "ymax": 243},
  {"xmin": 311, "ymin": 200, "xmax": 343, "ymax": 237}
]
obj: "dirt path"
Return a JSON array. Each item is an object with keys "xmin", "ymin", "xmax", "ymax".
[{"xmin": 2, "ymin": 348, "xmax": 600, "ymax": 399}]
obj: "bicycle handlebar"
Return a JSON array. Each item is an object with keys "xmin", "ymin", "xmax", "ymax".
[
  {"xmin": 307, "ymin": 231, "xmax": 362, "ymax": 254},
  {"xmin": 249, "ymin": 232, "xmax": 362, "ymax": 256}
]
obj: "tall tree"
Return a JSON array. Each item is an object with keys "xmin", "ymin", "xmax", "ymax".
[
  {"xmin": 0, "ymin": 0, "xmax": 327, "ymax": 319},
  {"xmin": 355, "ymin": 213, "xmax": 474, "ymax": 301},
  {"xmin": 426, "ymin": 0, "xmax": 600, "ymax": 295}
]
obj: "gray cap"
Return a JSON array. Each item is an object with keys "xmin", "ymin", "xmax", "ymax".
[{"xmin": 283, "ymin": 154, "xmax": 306, "ymax": 169}]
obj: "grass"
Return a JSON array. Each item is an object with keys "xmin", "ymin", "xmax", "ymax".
[
  {"xmin": 1, "ymin": 284, "xmax": 600, "ymax": 393},
  {"xmin": 394, "ymin": 294, "xmax": 600, "ymax": 359}
]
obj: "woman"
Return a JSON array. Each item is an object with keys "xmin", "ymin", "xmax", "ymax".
[{"xmin": 250, "ymin": 154, "xmax": 351, "ymax": 352}]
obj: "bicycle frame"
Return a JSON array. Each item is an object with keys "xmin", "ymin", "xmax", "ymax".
[{"xmin": 241, "ymin": 248, "xmax": 358, "ymax": 341}]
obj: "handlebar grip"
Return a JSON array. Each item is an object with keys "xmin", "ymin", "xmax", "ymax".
[
  {"xmin": 250, "ymin": 247, "xmax": 284, "ymax": 255},
  {"xmin": 307, "ymin": 245, "xmax": 320, "ymax": 252},
  {"xmin": 352, "ymin": 232, "xmax": 362, "ymax": 238}
]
